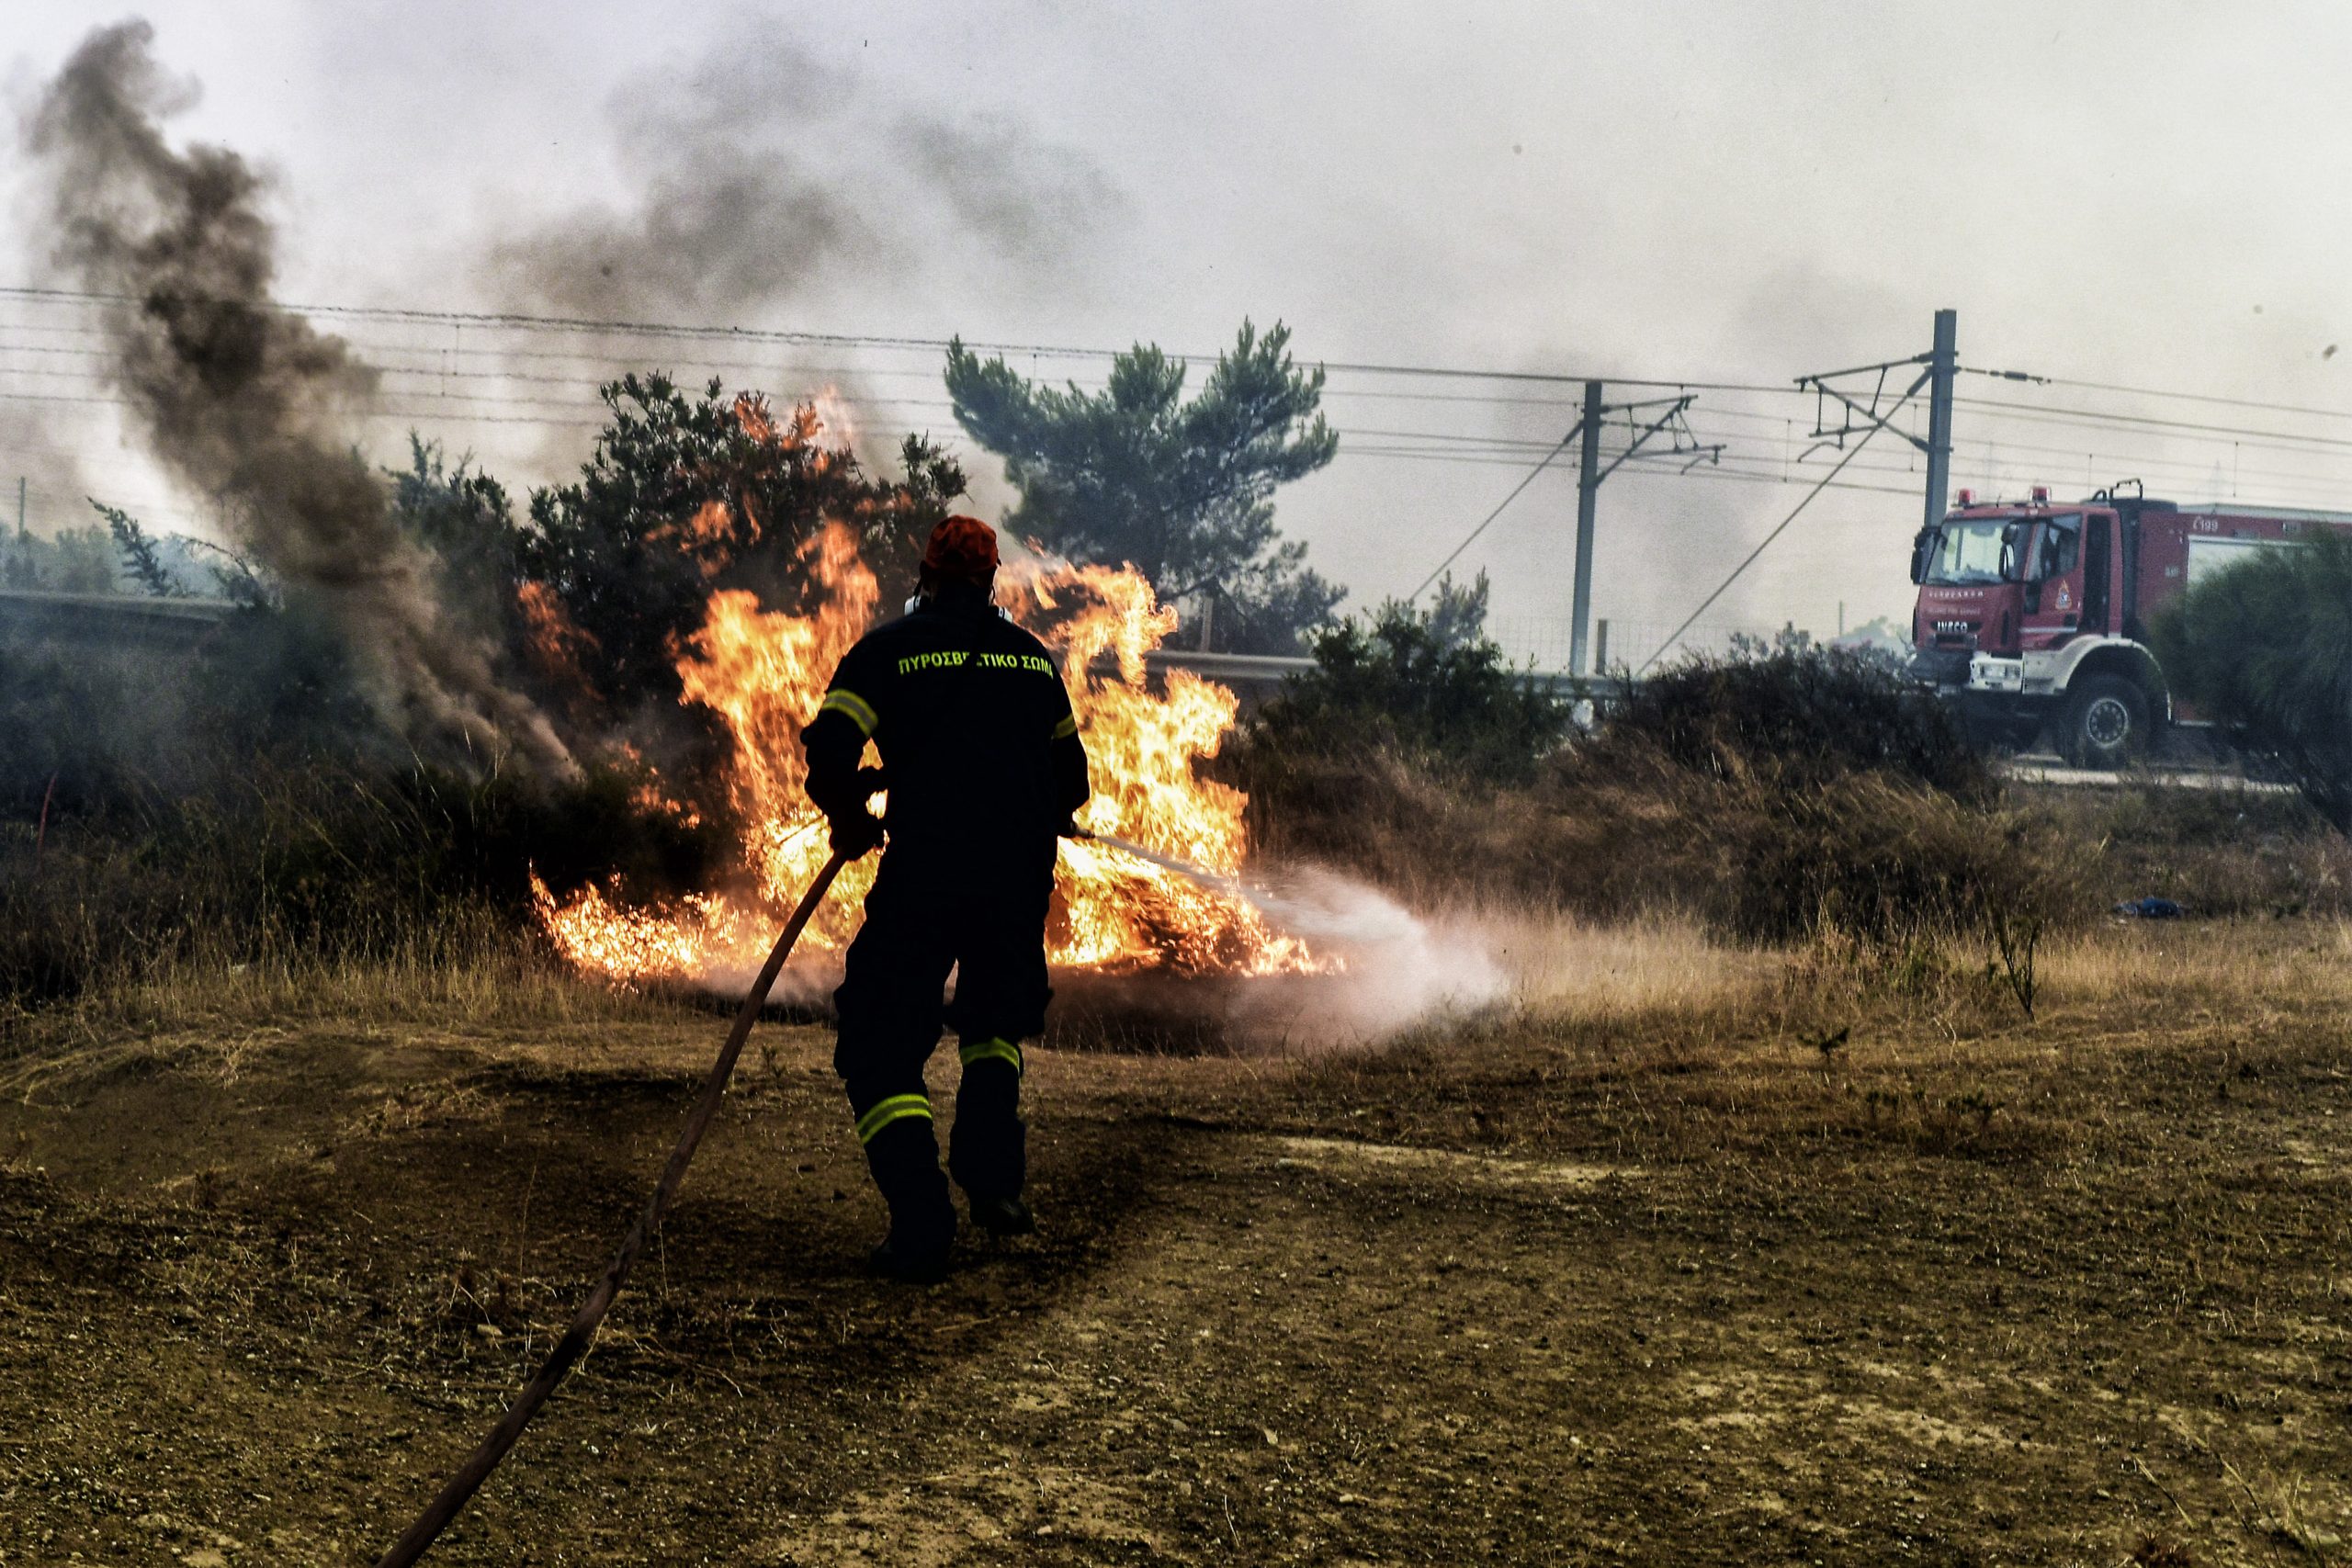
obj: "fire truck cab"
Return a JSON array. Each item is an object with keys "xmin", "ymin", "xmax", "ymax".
[{"xmin": 1907, "ymin": 484, "xmax": 2352, "ymax": 765}]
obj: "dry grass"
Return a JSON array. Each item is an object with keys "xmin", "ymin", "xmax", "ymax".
[
  {"xmin": 1245, "ymin": 741, "xmax": 2090, "ymax": 947},
  {"xmin": 1460, "ymin": 905, "xmax": 1778, "ymax": 1021},
  {"xmin": 2040, "ymin": 915, "xmax": 2352, "ymax": 1002},
  {"xmin": 2021, "ymin": 779, "xmax": 2352, "ymax": 918},
  {"xmin": 0, "ymin": 913, "xmax": 668, "ymax": 1101}
]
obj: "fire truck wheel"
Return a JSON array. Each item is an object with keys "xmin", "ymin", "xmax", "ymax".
[{"xmin": 2060, "ymin": 673, "xmax": 2149, "ymax": 768}]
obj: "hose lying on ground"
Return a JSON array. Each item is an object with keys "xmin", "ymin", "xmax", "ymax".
[{"xmin": 371, "ymin": 852, "xmax": 851, "ymax": 1568}]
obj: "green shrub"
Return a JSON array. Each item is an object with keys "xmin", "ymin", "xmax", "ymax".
[
  {"xmin": 2151, "ymin": 530, "xmax": 2352, "ymax": 828},
  {"xmin": 1591, "ymin": 643, "xmax": 1991, "ymax": 803},
  {"xmin": 1242, "ymin": 573, "xmax": 1574, "ymax": 784}
]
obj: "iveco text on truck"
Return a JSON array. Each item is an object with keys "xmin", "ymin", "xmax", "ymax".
[{"xmin": 1908, "ymin": 483, "xmax": 2352, "ymax": 764}]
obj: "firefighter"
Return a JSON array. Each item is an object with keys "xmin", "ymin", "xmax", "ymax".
[{"xmin": 800, "ymin": 514, "xmax": 1091, "ymax": 1282}]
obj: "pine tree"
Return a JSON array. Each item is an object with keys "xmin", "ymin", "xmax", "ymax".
[{"xmin": 945, "ymin": 321, "xmax": 1342, "ymax": 653}]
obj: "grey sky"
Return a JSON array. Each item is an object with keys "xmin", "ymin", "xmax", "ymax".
[{"xmin": 10, "ymin": 1, "xmax": 2352, "ymax": 660}]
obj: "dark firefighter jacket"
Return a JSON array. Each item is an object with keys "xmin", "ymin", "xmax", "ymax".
[{"xmin": 802, "ymin": 596, "xmax": 1091, "ymax": 856}]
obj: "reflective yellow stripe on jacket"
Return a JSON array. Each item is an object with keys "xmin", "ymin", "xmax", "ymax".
[{"xmin": 820, "ymin": 689, "xmax": 879, "ymax": 736}]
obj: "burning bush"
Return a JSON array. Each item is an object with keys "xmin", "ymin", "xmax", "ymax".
[
  {"xmin": 519, "ymin": 376, "xmax": 966, "ymax": 716},
  {"xmin": 535, "ymin": 542, "xmax": 1324, "ymax": 987}
]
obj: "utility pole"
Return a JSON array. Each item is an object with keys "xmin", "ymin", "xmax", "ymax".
[
  {"xmin": 1568, "ymin": 382, "xmax": 1602, "ymax": 676},
  {"xmin": 1410, "ymin": 388, "xmax": 1717, "ymax": 673},
  {"xmin": 1921, "ymin": 308, "xmax": 1957, "ymax": 530}
]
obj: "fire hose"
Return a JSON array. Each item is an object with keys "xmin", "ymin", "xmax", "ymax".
[
  {"xmin": 370, "ymin": 851, "xmax": 849, "ymax": 1568},
  {"xmin": 369, "ymin": 829, "xmax": 1241, "ymax": 1562}
]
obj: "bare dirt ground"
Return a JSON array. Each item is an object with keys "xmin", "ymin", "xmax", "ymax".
[{"xmin": 3, "ymin": 921, "xmax": 2350, "ymax": 1566}]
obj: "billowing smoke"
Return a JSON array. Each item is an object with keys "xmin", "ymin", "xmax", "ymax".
[
  {"xmin": 483, "ymin": 35, "xmax": 1125, "ymax": 322},
  {"xmin": 22, "ymin": 20, "xmax": 575, "ymax": 777}
]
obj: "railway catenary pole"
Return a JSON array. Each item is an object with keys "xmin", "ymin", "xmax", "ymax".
[
  {"xmin": 1408, "ymin": 389, "xmax": 1713, "ymax": 670},
  {"xmin": 1921, "ymin": 309, "xmax": 1957, "ymax": 531},
  {"xmin": 1638, "ymin": 309, "xmax": 1953, "ymax": 673},
  {"xmin": 1568, "ymin": 381, "xmax": 1603, "ymax": 675},
  {"xmin": 1566, "ymin": 389, "xmax": 1718, "ymax": 675}
]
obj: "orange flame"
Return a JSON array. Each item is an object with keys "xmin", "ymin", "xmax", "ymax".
[
  {"xmin": 534, "ymin": 524, "xmax": 1320, "ymax": 985},
  {"xmin": 806, "ymin": 384, "xmax": 858, "ymax": 453},
  {"xmin": 1007, "ymin": 560, "xmax": 1314, "ymax": 975},
  {"xmin": 515, "ymin": 580, "xmax": 597, "ymax": 692}
]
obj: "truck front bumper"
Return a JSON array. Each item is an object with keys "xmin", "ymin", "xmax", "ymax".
[
  {"xmin": 1910, "ymin": 650, "xmax": 2051, "ymax": 747},
  {"xmin": 1968, "ymin": 654, "xmax": 2025, "ymax": 694}
]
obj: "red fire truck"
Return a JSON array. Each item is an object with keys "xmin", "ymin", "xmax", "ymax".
[{"xmin": 1908, "ymin": 482, "xmax": 2352, "ymax": 764}]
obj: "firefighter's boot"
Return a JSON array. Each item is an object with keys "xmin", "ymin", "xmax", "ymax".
[
  {"xmin": 860, "ymin": 1112, "xmax": 956, "ymax": 1283},
  {"xmin": 948, "ymin": 1040, "xmax": 1029, "ymax": 1233},
  {"xmin": 968, "ymin": 1193, "xmax": 1035, "ymax": 1236}
]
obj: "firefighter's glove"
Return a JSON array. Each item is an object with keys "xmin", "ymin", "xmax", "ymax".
[{"xmin": 831, "ymin": 810, "xmax": 886, "ymax": 860}]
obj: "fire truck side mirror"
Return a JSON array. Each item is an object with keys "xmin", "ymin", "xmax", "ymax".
[{"xmin": 1908, "ymin": 526, "xmax": 1933, "ymax": 585}]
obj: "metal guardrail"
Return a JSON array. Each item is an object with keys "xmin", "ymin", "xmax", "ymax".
[
  {"xmin": 0, "ymin": 587, "xmax": 238, "ymax": 646},
  {"xmin": 1144, "ymin": 649, "xmax": 1612, "ymax": 698}
]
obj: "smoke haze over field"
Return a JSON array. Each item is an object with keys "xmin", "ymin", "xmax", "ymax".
[
  {"xmin": 20, "ymin": 21, "xmax": 573, "ymax": 775},
  {"xmin": 10, "ymin": 4, "xmax": 2352, "ymax": 657}
]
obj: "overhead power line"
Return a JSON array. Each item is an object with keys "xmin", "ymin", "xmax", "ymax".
[
  {"xmin": 1967, "ymin": 363, "xmax": 2352, "ymax": 424},
  {"xmin": 1637, "ymin": 429, "xmax": 1889, "ymax": 675},
  {"xmin": 1405, "ymin": 433, "xmax": 1581, "ymax": 599},
  {"xmin": 0, "ymin": 283, "xmax": 1798, "ymax": 393},
  {"xmin": 15, "ymin": 351, "xmax": 2352, "ymax": 509},
  {"xmin": 1951, "ymin": 392, "xmax": 2352, "ymax": 453}
]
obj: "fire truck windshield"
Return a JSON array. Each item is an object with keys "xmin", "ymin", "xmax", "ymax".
[{"xmin": 1921, "ymin": 519, "xmax": 2023, "ymax": 585}]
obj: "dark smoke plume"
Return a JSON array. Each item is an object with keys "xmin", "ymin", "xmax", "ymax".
[
  {"xmin": 23, "ymin": 21, "xmax": 575, "ymax": 776},
  {"xmin": 484, "ymin": 36, "xmax": 1124, "ymax": 321}
]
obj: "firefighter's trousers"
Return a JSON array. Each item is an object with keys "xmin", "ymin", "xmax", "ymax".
[{"xmin": 833, "ymin": 840, "xmax": 1054, "ymax": 1242}]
